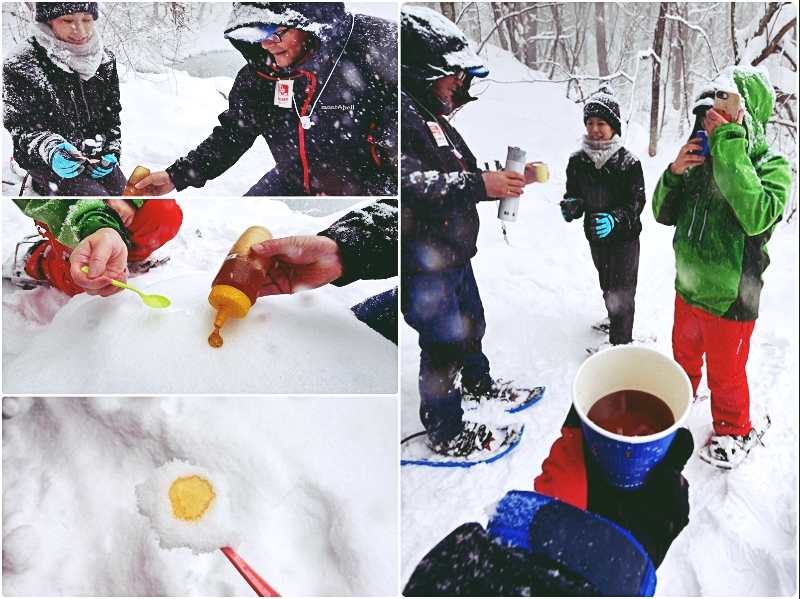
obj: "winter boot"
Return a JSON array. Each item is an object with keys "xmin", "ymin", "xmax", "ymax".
[
  {"xmin": 426, "ymin": 421, "xmax": 523, "ymax": 460},
  {"xmin": 461, "ymin": 378, "xmax": 545, "ymax": 413},
  {"xmin": 1, "ymin": 235, "xmax": 50, "ymax": 289},
  {"xmin": 127, "ymin": 256, "xmax": 170, "ymax": 277},
  {"xmin": 592, "ymin": 317, "xmax": 611, "ymax": 334},
  {"xmin": 586, "ymin": 341, "xmax": 615, "ymax": 355},
  {"xmin": 699, "ymin": 412, "xmax": 772, "ymax": 469}
]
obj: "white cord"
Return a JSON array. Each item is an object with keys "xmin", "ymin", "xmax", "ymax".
[{"xmin": 294, "ymin": 14, "xmax": 356, "ymax": 128}]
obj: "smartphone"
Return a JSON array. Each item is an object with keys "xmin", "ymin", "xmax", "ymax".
[{"xmin": 714, "ymin": 90, "xmax": 741, "ymax": 122}]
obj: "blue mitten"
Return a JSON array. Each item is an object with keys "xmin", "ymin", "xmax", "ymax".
[
  {"xmin": 560, "ymin": 198, "xmax": 584, "ymax": 222},
  {"xmin": 49, "ymin": 143, "xmax": 85, "ymax": 178},
  {"xmin": 87, "ymin": 154, "xmax": 118, "ymax": 179},
  {"xmin": 590, "ymin": 212, "xmax": 616, "ymax": 239}
]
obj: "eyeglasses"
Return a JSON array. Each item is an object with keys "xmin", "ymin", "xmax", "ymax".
[
  {"xmin": 264, "ymin": 27, "xmax": 290, "ymax": 43},
  {"xmin": 455, "ymin": 71, "xmax": 466, "ymax": 81}
]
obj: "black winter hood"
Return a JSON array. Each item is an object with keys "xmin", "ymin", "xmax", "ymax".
[
  {"xmin": 401, "ymin": 6, "xmax": 487, "ymax": 96},
  {"xmin": 224, "ymin": 2, "xmax": 349, "ymax": 71}
]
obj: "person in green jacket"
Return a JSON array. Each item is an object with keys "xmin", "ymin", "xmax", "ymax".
[
  {"xmin": 8, "ymin": 199, "xmax": 183, "ymax": 296},
  {"xmin": 652, "ymin": 66, "xmax": 791, "ymax": 469}
]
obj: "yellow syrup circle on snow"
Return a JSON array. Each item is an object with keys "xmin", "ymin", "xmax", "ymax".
[{"xmin": 168, "ymin": 475, "xmax": 216, "ymax": 521}]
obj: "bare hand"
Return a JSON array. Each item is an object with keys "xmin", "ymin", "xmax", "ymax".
[
  {"xmin": 104, "ymin": 199, "xmax": 135, "ymax": 227},
  {"xmin": 705, "ymin": 107, "xmax": 745, "ymax": 136},
  {"xmin": 69, "ymin": 228, "xmax": 128, "ymax": 296},
  {"xmin": 523, "ymin": 162, "xmax": 540, "ymax": 185},
  {"xmin": 134, "ymin": 171, "xmax": 176, "ymax": 196},
  {"xmin": 250, "ymin": 235, "xmax": 344, "ymax": 295},
  {"xmin": 482, "ymin": 171, "xmax": 526, "ymax": 198},
  {"xmin": 669, "ymin": 139, "xmax": 707, "ymax": 176}
]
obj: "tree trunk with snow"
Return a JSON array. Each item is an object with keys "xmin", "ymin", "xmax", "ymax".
[
  {"xmin": 440, "ymin": 2, "xmax": 456, "ymax": 23},
  {"xmin": 491, "ymin": 3, "xmax": 510, "ymax": 51},
  {"xmin": 595, "ymin": 2, "xmax": 609, "ymax": 77},
  {"xmin": 649, "ymin": 3, "xmax": 668, "ymax": 157}
]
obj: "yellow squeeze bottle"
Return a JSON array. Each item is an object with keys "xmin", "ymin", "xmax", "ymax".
[
  {"xmin": 207, "ymin": 226, "xmax": 273, "ymax": 348},
  {"xmin": 123, "ymin": 165, "xmax": 151, "ymax": 196}
]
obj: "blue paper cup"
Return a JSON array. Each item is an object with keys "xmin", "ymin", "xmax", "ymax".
[{"xmin": 573, "ymin": 346, "xmax": 692, "ymax": 490}]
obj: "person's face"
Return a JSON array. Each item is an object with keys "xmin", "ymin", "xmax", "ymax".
[
  {"xmin": 260, "ymin": 28, "xmax": 314, "ymax": 68},
  {"xmin": 585, "ymin": 117, "xmax": 614, "ymax": 141},
  {"xmin": 430, "ymin": 73, "xmax": 464, "ymax": 102},
  {"xmin": 48, "ymin": 13, "xmax": 95, "ymax": 45}
]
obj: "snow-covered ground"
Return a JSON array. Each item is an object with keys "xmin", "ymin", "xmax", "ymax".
[
  {"xmin": 3, "ymin": 199, "xmax": 398, "ymax": 394},
  {"xmin": 401, "ymin": 45, "xmax": 798, "ymax": 595},
  {"xmin": 2, "ymin": 396, "xmax": 398, "ymax": 596}
]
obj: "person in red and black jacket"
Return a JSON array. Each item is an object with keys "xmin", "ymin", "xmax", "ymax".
[
  {"xmin": 401, "ymin": 6, "xmax": 544, "ymax": 460},
  {"xmin": 139, "ymin": 3, "xmax": 397, "ymax": 197}
]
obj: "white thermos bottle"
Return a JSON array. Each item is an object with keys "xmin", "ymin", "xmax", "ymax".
[{"xmin": 497, "ymin": 146, "xmax": 526, "ymax": 222}]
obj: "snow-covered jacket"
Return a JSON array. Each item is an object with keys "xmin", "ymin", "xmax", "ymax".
[
  {"xmin": 652, "ymin": 67, "xmax": 791, "ymax": 321},
  {"xmin": 400, "ymin": 6, "xmax": 490, "ymax": 275},
  {"xmin": 167, "ymin": 3, "xmax": 398, "ymax": 196},
  {"xmin": 564, "ymin": 147, "xmax": 646, "ymax": 246},
  {"xmin": 319, "ymin": 198, "xmax": 397, "ymax": 286},
  {"xmin": 3, "ymin": 37, "xmax": 122, "ymax": 173},
  {"xmin": 13, "ymin": 199, "xmax": 144, "ymax": 249}
]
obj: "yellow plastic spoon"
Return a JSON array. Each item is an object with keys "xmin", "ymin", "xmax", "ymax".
[{"xmin": 80, "ymin": 266, "xmax": 171, "ymax": 309}]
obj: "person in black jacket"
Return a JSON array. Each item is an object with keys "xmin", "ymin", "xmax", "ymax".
[
  {"xmin": 138, "ymin": 3, "xmax": 397, "ymax": 197},
  {"xmin": 401, "ymin": 6, "xmax": 542, "ymax": 460},
  {"xmin": 3, "ymin": 2, "xmax": 125, "ymax": 196},
  {"xmin": 560, "ymin": 86, "xmax": 646, "ymax": 351},
  {"xmin": 251, "ymin": 198, "xmax": 398, "ymax": 343}
]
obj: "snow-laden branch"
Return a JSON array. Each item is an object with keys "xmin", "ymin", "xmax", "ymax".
[
  {"xmin": 638, "ymin": 48, "xmax": 661, "ymax": 64},
  {"xmin": 454, "ymin": 2, "xmax": 474, "ymax": 26},
  {"xmin": 476, "ymin": 3, "xmax": 562, "ymax": 54},
  {"xmin": 771, "ymin": 118, "xmax": 798, "ymax": 129},
  {"xmin": 752, "ymin": 17, "xmax": 797, "ymax": 66},
  {"xmin": 665, "ymin": 13, "xmax": 719, "ymax": 73}
]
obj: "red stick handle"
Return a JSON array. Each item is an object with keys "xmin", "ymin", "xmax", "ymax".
[{"xmin": 220, "ymin": 546, "xmax": 281, "ymax": 597}]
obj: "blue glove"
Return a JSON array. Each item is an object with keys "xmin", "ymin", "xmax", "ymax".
[
  {"xmin": 560, "ymin": 198, "xmax": 584, "ymax": 222},
  {"xmin": 87, "ymin": 154, "xmax": 118, "ymax": 179},
  {"xmin": 49, "ymin": 143, "xmax": 85, "ymax": 178},
  {"xmin": 590, "ymin": 212, "xmax": 616, "ymax": 239}
]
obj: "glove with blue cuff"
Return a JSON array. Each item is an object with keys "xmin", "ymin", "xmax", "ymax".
[
  {"xmin": 560, "ymin": 198, "xmax": 584, "ymax": 222},
  {"xmin": 49, "ymin": 143, "xmax": 85, "ymax": 179},
  {"xmin": 589, "ymin": 212, "xmax": 617, "ymax": 239},
  {"xmin": 86, "ymin": 154, "xmax": 118, "ymax": 179}
]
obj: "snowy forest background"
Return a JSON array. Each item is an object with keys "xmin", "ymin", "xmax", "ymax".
[{"xmin": 410, "ymin": 1, "xmax": 798, "ymax": 220}]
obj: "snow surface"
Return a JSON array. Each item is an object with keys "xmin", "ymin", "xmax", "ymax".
[
  {"xmin": 2, "ymin": 396, "xmax": 398, "ymax": 596},
  {"xmin": 136, "ymin": 459, "xmax": 238, "ymax": 555},
  {"xmin": 3, "ymin": 199, "xmax": 398, "ymax": 395},
  {"xmin": 401, "ymin": 44, "xmax": 798, "ymax": 596}
]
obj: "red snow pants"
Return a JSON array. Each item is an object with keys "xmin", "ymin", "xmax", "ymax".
[
  {"xmin": 25, "ymin": 200, "xmax": 183, "ymax": 297},
  {"xmin": 672, "ymin": 293, "xmax": 755, "ymax": 436}
]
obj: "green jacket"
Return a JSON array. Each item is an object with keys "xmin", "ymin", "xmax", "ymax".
[
  {"xmin": 652, "ymin": 67, "xmax": 791, "ymax": 321},
  {"xmin": 13, "ymin": 199, "xmax": 145, "ymax": 249}
]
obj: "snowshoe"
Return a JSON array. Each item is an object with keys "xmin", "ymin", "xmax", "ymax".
[
  {"xmin": 401, "ymin": 421, "xmax": 525, "ymax": 467},
  {"xmin": 128, "ymin": 256, "xmax": 170, "ymax": 277},
  {"xmin": 592, "ymin": 317, "xmax": 611, "ymax": 334},
  {"xmin": 586, "ymin": 341, "xmax": 614, "ymax": 355},
  {"xmin": 2, "ymin": 235, "xmax": 49, "ymax": 290},
  {"xmin": 461, "ymin": 379, "xmax": 545, "ymax": 414},
  {"xmin": 699, "ymin": 412, "xmax": 772, "ymax": 470}
]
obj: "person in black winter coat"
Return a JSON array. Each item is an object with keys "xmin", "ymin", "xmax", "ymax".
[
  {"xmin": 138, "ymin": 2, "xmax": 397, "ymax": 197},
  {"xmin": 251, "ymin": 198, "xmax": 398, "ymax": 343},
  {"xmin": 401, "ymin": 6, "xmax": 541, "ymax": 460},
  {"xmin": 3, "ymin": 2, "xmax": 126, "ymax": 196},
  {"xmin": 560, "ymin": 85, "xmax": 646, "ymax": 349}
]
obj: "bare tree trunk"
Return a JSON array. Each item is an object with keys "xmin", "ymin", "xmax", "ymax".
[
  {"xmin": 506, "ymin": 3, "xmax": 520, "ymax": 58},
  {"xmin": 649, "ymin": 2, "xmax": 668, "ymax": 157},
  {"xmin": 672, "ymin": 25, "xmax": 683, "ymax": 111},
  {"xmin": 595, "ymin": 2, "xmax": 609, "ymax": 77},
  {"xmin": 549, "ymin": 4, "xmax": 563, "ymax": 79},
  {"xmin": 491, "ymin": 3, "xmax": 510, "ymax": 51},
  {"xmin": 525, "ymin": 5, "xmax": 538, "ymax": 67},
  {"xmin": 440, "ymin": 2, "xmax": 456, "ymax": 23},
  {"xmin": 731, "ymin": 3, "xmax": 740, "ymax": 65}
]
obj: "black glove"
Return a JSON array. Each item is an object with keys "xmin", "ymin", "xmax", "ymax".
[
  {"xmin": 560, "ymin": 197, "xmax": 584, "ymax": 222},
  {"xmin": 586, "ymin": 427, "xmax": 693, "ymax": 567}
]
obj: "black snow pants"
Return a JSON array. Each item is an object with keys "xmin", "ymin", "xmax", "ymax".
[
  {"xmin": 589, "ymin": 238, "xmax": 639, "ymax": 345},
  {"xmin": 28, "ymin": 165, "xmax": 127, "ymax": 197}
]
